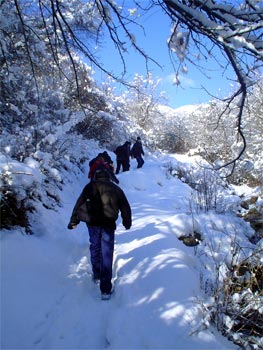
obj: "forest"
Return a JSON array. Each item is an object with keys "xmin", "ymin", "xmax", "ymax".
[{"xmin": 1, "ymin": 1, "xmax": 262, "ymax": 349}]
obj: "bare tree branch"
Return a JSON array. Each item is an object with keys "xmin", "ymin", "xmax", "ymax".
[{"xmin": 158, "ymin": 0, "xmax": 262, "ymax": 174}]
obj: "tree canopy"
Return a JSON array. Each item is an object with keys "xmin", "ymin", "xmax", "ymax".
[
  {"xmin": 160, "ymin": 0, "xmax": 263, "ymax": 171},
  {"xmin": 1, "ymin": 0, "xmax": 263, "ymax": 172}
]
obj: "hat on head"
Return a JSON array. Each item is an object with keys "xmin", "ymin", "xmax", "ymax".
[{"xmin": 137, "ymin": 137, "xmax": 141, "ymax": 141}]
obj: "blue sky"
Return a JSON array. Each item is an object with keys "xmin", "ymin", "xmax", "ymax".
[{"xmin": 94, "ymin": 3, "xmax": 236, "ymax": 109}]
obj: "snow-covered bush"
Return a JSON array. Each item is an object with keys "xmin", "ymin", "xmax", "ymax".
[
  {"xmin": 207, "ymin": 243, "xmax": 263, "ymax": 349},
  {"xmin": 166, "ymin": 161, "xmax": 232, "ymax": 213},
  {"xmin": 183, "ymin": 83, "xmax": 263, "ymax": 189},
  {"xmin": 190, "ymin": 208, "xmax": 263, "ymax": 349},
  {"xmin": 0, "ymin": 131, "xmax": 95, "ymax": 232},
  {"xmin": 166, "ymin": 158, "xmax": 262, "ymax": 349}
]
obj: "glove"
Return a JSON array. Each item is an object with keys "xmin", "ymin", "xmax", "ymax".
[{"xmin": 68, "ymin": 222, "xmax": 77, "ymax": 230}]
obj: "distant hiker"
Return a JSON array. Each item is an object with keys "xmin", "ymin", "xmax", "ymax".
[
  {"xmin": 131, "ymin": 137, "xmax": 145, "ymax": 169},
  {"xmin": 89, "ymin": 151, "xmax": 114, "ymax": 174},
  {"xmin": 88, "ymin": 153, "xmax": 119, "ymax": 184},
  {"xmin": 67, "ymin": 168, "xmax": 132, "ymax": 300},
  {"xmin": 114, "ymin": 141, "xmax": 132, "ymax": 174},
  {"xmin": 101, "ymin": 151, "xmax": 114, "ymax": 173}
]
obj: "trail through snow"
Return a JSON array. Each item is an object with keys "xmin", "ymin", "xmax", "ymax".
[{"xmin": 1, "ymin": 154, "xmax": 237, "ymax": 349}]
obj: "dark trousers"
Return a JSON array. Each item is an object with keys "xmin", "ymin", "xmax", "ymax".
[
  {"xmin": 136, "ymin": 156, "xmax": 144, "ymax": 168},
  {"xmin": 88, "ymin": 226, "xmax": 115, "ymax": 294},
  {"xmin": 116, "ymin": 159, "xmax": 130, "ymax": 174}
]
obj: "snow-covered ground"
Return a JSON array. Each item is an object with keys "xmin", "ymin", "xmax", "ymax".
[{"xmin": 2, "ymin": 151, "xmax": 252, "ymax": 349}]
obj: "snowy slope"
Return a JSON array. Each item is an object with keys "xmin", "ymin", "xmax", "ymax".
[{"xmin": 1, "ymin": 153, "xmax": 240, "ymax": 349}]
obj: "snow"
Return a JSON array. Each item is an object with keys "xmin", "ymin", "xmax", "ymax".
[
  {"xmin": 158, "ymin": 104, "xmax": 200, "ymax": 116},
  {"xmin": 1, "ymin": 150, "xmax": 245, "ymax": 350}
]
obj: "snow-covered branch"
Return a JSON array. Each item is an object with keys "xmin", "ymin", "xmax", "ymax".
[{"xmin": 160, "ymin": 0, "xmax": 262, "ymax": 169}]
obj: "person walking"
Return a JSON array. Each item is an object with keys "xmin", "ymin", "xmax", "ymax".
[
  {"xmin": 88, "ymin": 153, "xmax": 119, "ymax": 184},
  {"xmin": 101, "ymin": 151, "xmax": 115, "ymax": 173},
  {"xmin": 131, "ymin": 137, "xmax": 145, "ymax": 168},
  {"xmin": 67, "ymin": 168, "xmax": 132, "ymax": 300},
  {"xmin": 114, "ymin": 141, "xmax": 132, "ymax": 174}
]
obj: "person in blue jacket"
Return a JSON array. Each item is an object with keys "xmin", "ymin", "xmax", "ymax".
[{"xmin": 131, "ymin": 137, "xmax": 145, "ymax": 168}]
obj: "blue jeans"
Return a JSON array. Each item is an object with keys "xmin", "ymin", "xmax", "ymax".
[{"xmin": 88, "ymin": 226, "xmax": 115, "ymax": 294}]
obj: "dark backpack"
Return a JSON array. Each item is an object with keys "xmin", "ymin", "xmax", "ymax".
[
  {"xmin": 77, "ymin": 182, "xmax": 104, "ymax": 223},
  {"xmin": 93, "ymin": 163, "xmax": 119, "ymax": 184}
]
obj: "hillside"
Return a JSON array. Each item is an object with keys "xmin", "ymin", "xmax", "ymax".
[{"xmin": 2, "ymin": 148, "xmax": 260, "ymax": 349}]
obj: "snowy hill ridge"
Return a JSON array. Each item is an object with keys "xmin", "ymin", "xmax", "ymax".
[
  {"xmin": 3, "ymin": 149, "xmax": 258, "ymax": 349},
  {"xmin": 158, "ymin": 103, "xmax": 205, "ymax": 116}
]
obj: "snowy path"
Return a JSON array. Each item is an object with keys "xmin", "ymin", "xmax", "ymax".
[{"xmin": 1, "ymin": 157, "xmax": 236, "ymax": 349}]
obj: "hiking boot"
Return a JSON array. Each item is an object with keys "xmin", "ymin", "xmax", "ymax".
[{"xmin": 101, "ymin": 293, "xmax": 111, "ymax": 301}]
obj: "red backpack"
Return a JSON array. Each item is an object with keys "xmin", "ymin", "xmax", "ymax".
[{"xmin": 88, "ymin": 157, "xmax": 111, "ymax": 179}]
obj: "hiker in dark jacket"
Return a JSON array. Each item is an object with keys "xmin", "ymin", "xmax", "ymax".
[
  {"xmin": 68, "ymin": 169, "xmax": 132, "ymax": 300},
  {"xmin": 101, "ymin": 151, "xmax": 114, "ymax": 172},
  {"xmin": 114, "ymin": 141, "xmax": 131, "ymax": 174},
  {"xmin": 131, "ymin": 137, "xmax": 145, "ymax": 168},
  {"xmin": 88, "ymin": 154, "xmax": 119, "ymax": 184}
]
